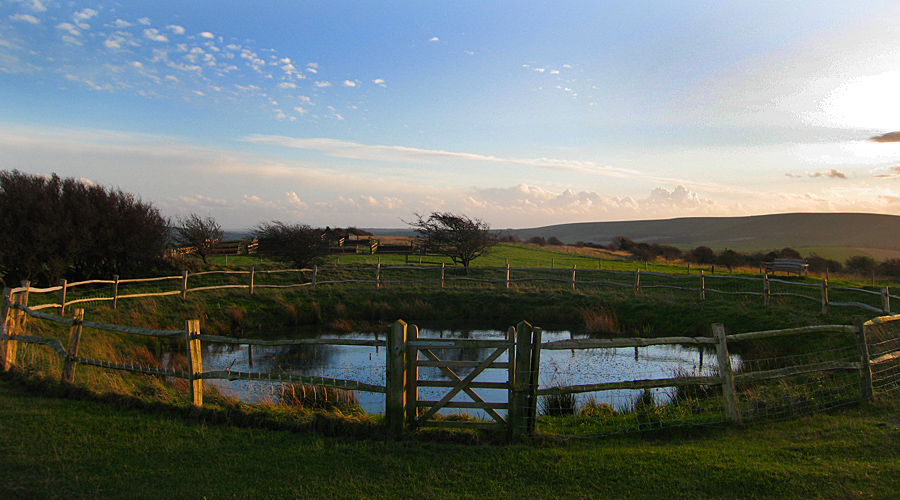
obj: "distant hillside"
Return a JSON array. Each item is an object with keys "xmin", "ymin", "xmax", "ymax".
[{"xmin": 507, "ymin": 213, "xmax": 900, "ymax": 252}]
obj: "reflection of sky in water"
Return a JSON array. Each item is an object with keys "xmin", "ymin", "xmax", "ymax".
[{"xmin": 202, "ymin": 328, "xmax": 737, "ymax": 417}]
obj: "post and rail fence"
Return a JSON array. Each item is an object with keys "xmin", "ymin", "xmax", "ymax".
[
  {"xmin": 6, "ymin": 264, "xmax": 897, "ymax": 318},
  {"xmin": 4, "ymin": 284, "xmax": 900, "ymax": 437}
]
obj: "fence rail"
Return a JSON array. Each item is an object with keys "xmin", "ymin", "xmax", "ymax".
[
  {"xmin": 3, "ymin": 286, "xmax": 900, "ymax": 438},
  {"xmin": 7, "ymin": 264, "xmax": 899, "ymax": 317}
]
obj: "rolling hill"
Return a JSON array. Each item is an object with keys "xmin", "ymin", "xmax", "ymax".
[{"xmin": 504, "ymin": 213, "xmax": 900, "ymax": 254}]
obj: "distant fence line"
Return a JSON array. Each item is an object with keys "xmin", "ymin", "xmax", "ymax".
[
  {"xmin": 6, "ymin": 264, "xmax": 897, "ymax": 317},
  {"xmin": 3, "ymin": 283, "xmax": 900, "ymax": 436}
]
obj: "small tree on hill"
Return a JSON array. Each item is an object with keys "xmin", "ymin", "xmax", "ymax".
[
  {"xmin": 254, "ymin": 221, "xmax": 330, "ymax": 268},
  {"xmin": 173, "ymin": 214, "xmax": 224, "ymax": 264},
  {"xmin": 407, "ymin": 212, "xmax": 497, "ymax": 268}
]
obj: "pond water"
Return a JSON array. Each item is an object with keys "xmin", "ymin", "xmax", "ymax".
[{"xmin": 201, "ymin": 327, "xmax": 738, "ymax": 418}]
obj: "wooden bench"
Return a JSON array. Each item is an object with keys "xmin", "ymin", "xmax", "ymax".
[{"xmin": 763, "ymin": 258, "xmax": 809, "ymax": 276}]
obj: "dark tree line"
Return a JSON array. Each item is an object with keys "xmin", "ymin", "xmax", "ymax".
[
  {"xmin": 0, "ymin": 170, "xmax": 170, "ymax": 287},
  {"xmin": 606, "ymin": 234, "xmax": 900, "ymax": 276}
]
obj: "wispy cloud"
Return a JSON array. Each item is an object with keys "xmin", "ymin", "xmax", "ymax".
[
  {"xmin": 240, "ymin": 135, "xmax": 664, "ymax": 183},
  {"xmin": 10, "ymin": 14, "xmax": 40, "ymax": 24}
]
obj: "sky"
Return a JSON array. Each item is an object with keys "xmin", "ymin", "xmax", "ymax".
[{"xmin": 2, "ymin": 1, "xmax": 900, "ymax": 230}]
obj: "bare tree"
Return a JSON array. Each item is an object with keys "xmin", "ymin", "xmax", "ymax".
[
  {"xmin": 173, "ymin": 214, "xmax": 224, "ymax": 264},
  {"xmin": 407, "ymin": 212, "xmax": 497, "ymax": 268},
  {"xmin": 253, "ymin": 221, "xmax": 330, "ymax": 268}
]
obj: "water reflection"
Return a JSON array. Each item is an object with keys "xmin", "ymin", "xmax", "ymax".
[{"xmin": 201, "ymin": 328, "xmax": 736, "ymax": 417}]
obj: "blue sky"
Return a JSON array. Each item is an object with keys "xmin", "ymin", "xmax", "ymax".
[{"xmin": 2, "ymin": 1, "xmax": 900, "ymax": 230}]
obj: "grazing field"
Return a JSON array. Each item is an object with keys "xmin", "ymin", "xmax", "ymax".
[{"xmin": 1, "ymin": 377, "xmax": 898, "ymax": 500}]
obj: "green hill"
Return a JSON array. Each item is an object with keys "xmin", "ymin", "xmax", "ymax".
[{"xmin": 508, "ymin": 213, "xmax": 900, "ymax": 253}]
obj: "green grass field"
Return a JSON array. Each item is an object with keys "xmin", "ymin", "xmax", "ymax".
[{"xmin": 2, "ymin": 377, "xmax": 898, "ymax": 500}]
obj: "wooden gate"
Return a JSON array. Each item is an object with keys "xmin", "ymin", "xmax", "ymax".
[{"xmin": 385, "ymin": 320, "xmax": 541, "ymax": 436}]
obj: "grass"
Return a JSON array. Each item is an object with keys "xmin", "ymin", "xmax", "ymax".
[{"xmin": 2, "ymin": 376, "xmax": 899, "ymax": 499}]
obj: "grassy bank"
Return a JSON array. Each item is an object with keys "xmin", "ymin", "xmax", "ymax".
[{"xmin": 2, "ymin": 377, "xmax": 898, "ymax": 500}]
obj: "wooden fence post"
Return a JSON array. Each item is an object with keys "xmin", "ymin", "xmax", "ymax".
[
  {"xmin": 58, "ymin": 279, "xmax": 67, "ymax": 316},
  {"xmin": 0, "ymin": 288, "xmax": 13, "ymax": 372},
  {"xmin": 185, "ymin": 319, "xmax": 203, "ymax": 406},
  {"xmin": 713, "ymin": 324, "xmax": 741, "ymax": 423},
  {"xmin": 856, "ymin": 319, "xmax": 874, "ymax": 402},
  {"xmin": 633, "ymin": 269, "xmax": 641, "ymax": 296},
  {"xmin": 527, "ymin": 325, "xmax": 543, "ymax": 434},
  {"xmin": 405, "ymin": 323, "xmax": 419, "ymax": 428},
  {"xmin": 506, "ymin": 325, "xmax": 516, "ymax": 435},
  {"xmin": 821, "ymin": 278, "xmax": 829, "ymax": 315},
  {"xmin": 763, "ymin": 273, "xmax": 770, "ymax": 307},
  {"xmin": 249, "ymin": 267, "xmax": 255, "ymax": 295},
  {"xmin": 181, "ymin": 271, "xmax": 188, "ymax": 301},
  {"xmin": 312, "ymin": 265, "xmax": 318, "ymax": 290},
  {"xmin": 881, "ymin": 287, "xmax": 890, "ymax": 314},
  {"xmin": 3, "ymin": 293, "xmax": 24, "ymax": 371},
  {"xmin": 571, "ymin": 265, "xmax": 577, "ymax": 292},
  {"xmin": 700, "ymin": 270, "xmax": 706, "ymax": 301},
  {"xmin": 63, "ymin": 309, "xmax": 84, "ymax": 384},
  {"xmin": 440, "ymin": 263, "xmax": 445, "ymax": 289},
  {"xmin": 376, "ymin": 259, "xmax": 381, "ymax": 289},
  {"xmin": 112, "ymin": 275, "xmax": 119, "ymax": 309},
  {"xmin": 386, "ymin": 320, "xmax": 407, "ymax": 433},
  {"xmin": 506, "ymin": 263, "xmax": 510, "ymax": 290},
  {"xmin": 511, "ymin": 320, "xmax": 534, "ymax": 438}
]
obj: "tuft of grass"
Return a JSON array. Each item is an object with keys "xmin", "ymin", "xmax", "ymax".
[
  {"xmin": 579, "ymin": 306, "xmax": 619, "ymax": 334},
  {"xmin": 540, "ymin": 392, "xmax": 578, "ymax": 416}
]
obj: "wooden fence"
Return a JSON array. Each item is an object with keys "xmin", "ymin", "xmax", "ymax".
[
  {"xmin": 4, "ymin": 279, "xmax": 899, "ymax": 436},
  {"xmin": 8, "ymin": 264, "xmax": 898, "ymax": 317}
]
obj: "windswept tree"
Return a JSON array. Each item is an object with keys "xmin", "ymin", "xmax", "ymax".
[
  {"xmin": 0, "ymin": 170, "xmax": 169, "ymax": 286},
  {"xmin": 407, "ymin": 212, "xmax": 497, "ymax": 268},
  {"xmin": 173, "ymin": 214, "xmax": 224, "ymax": 264},
  {"xmin": 253, "ymin": 221, "xmax": 330, "ymax": 268}
]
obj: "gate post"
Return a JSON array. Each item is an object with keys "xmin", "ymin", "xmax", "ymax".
[
  {"xmin": 511, "ymin": 321, "xmax": 534, "ymax": 438},
  {"xmin": 405, "ymin": 324, "xmax": 419, "ymax": 428},
  {"xmin": 386, "ymin": 320, "xmax": 407, "ymax": 433},
  {"xmin": 713, "ymin": 324, "xmax": 741, "ymax": 423},
  {"xmin": 527, "ymin": 326, "xmax": 543, "ymax": 434}
]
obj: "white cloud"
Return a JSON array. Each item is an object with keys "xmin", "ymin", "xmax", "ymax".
[
  {"xmin": 138, "ymin": 17, "xmax": 151, "ymax": 25},
  {"xmin": 294, "ymin": 107, "xmax": 308, "ymax": 115},
  {"xmin": 342, "ymin": 80, "xmax": 356, "ymax": 87},
  {"xmin": 143, "ymin": 29, "xmax": 168, "ymax": 42},
  {"xmin": 56, "ymin": 22, "xmax": 80, "ymax": 36},
  {"xmin": 112, "ymin": 19, "xmax": 132, "ymax": 28},
  {"xmin": 429, "ymin": 37, "xmax": 439, "ymax": 42},
  {"xmin": 73, "ymin": 8, "xmax": 98, "ymax": 23},
  {"xmin": 242, "ymin": 135, "xmax": 647, "ymax": 180},
  {"xmin": 278, "ymin": 82, "xmax": 296, "ymax": 89},
  {"xmin": 373, "ymin": 78, "xmax": 386, "ymax": 87},
  {"xmin": 199, "ymin": 32, "xmax": 215, "ymax": 39},
  {"xmin": 167, "ymin": 25, "xmax": 185, "ymax": 35},
  {"xmin": 10, "ymin": 14, "xmax": 39, "ymax": 24},
  {"xmin": 22, "ymin": 0, "xmax": 47, "ymax": 12},
  {"xmin": 285, "ymin": 192, "xmax": 308, "ymax": 209},
  {"xmin": 314, "ymin": 81, "xmax": 332, "ymax": 87}
]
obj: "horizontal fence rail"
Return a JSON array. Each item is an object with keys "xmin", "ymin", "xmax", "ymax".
[
  {"xmin": 4, "ymin": 284, "xmax": 900, "ymax": 438},
  {"xmin": 7, "ymin": 264, "xmax": 899, "ymax": 317}
]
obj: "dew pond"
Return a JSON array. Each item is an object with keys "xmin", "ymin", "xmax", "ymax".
[{"xmin": 202, "ymin": 325, "xmax": 739, "ymax": 418}]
